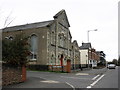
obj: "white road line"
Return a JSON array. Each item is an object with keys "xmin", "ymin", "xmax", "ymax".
[
  {"xmin": 39, "ymin": 77, "xmax": 47, "ymax": 80},
  {"xmin": 40, "ymin": 80, "xmax": 60, "ymax": 83},
  {"xmin": 66, "ymin": 82, "xmax": 75, "ymax": 90},
  {"xmin": 86, "ymin": 86, "xmax": 91, "ymax": 88},
  {"xmin": 91, "ymin": 74, "xmax": 105, "ymax": 86},
  {"xmin": 92, "ymin": 74, "xmax": 100, "ymax": 80},
  {"xmin": 76, "ymin": 73, "xmax": 89, "ymax": 75},
  {"xmin": 86, "ymin": 74, "xmax": 105, "ymax": 88}
]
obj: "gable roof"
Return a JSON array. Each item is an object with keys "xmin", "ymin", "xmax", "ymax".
[
  {"xmin": 2, "ymin": 20, "xmax": 54, "ymax": 32},
  {"xmin": 2, "ymin": 10, "xmax": 70, "ymax": 32},
  {"xmin": 80, "ymin": 43, "xmax": 92, "ymax": 49},
  {"xmin": 73, "ymin": 40, "xmax": 79, "ymax": 47},
  {"xmin": 54, "ymin": 9, "xmax": 65, "ymax": 18},
  {"xmin": 53, "ymin": 9, "xmax": 70, "ymax": 27},
  {"xmin": 69, "ymin": 31, "xmax": 72, "ymax": 38}
]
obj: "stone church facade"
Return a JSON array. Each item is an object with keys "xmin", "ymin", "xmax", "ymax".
[{"xmin": 2, "ymin": 10, "xmax": 80, "ymax": 72}]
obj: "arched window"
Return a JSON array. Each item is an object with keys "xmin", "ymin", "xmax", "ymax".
[
  {"xmin": 51, "ymin": 31, "xmax": 55, "ymax": 45},
  {"xmin": 30, "ymin": 34, "xmax": 38, "ymax": 60},
  {"xmin": 51, "ymin": 52, "xmax": 55, "ymax": 65},
  {"xmin": 5, "ymin": 35, "xmax": 13, "ymax": 40}
]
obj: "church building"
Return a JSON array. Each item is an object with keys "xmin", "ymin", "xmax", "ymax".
[{"xmin": 2, "ymin": 10, "xmax": 81, "ymax": 72}]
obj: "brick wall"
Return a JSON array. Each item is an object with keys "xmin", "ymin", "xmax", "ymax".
[{"xmin": 2, "ymin": 65, "xmax": 22, "ymax": 86}]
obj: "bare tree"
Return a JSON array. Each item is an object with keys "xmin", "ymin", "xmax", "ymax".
[
  {"xmin": 3, "ymin": 11, "xmax": 15, "ymax": 28},
  {"xmin": 0, "ymin": 10, "xmax": 15, "ymax": 29}
]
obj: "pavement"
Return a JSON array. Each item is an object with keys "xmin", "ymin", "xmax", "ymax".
[
  {"xmin": 3, "ymin": 76, "xmax": 71, "ymax": 88},
  {"xmin": 2, "ymin": 66, "xmax": 119, "ymax": 89},
  {"xmin": 2, "ymin": 68, "xmax": 94, "ymax": 89}
]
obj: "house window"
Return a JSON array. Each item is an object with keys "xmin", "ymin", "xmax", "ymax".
[
  {"xmin": 60, "ymin": 36, "xmax": 64, "ymax": 47},
  {"xmin": 51, "ymin": 31, "xmax": 55, "ymax": 45},
  {"xmin": 9, "ymin": 36, "xmax": 13, "ymax": 40},
  {"xmin": 30, "ymin": 34, "xmax": 38, "ymax": 60},
  {"xmin": 63, "ymin": 37, "xmax": 66, "ymax": 48},
  {"xmin": 5, "ymin": 36, "xmax": 13, "ymax": 40},
  {"xmin": 5, "ymin": 36, "xmax": 9, "ymax": 39},
  {"xmin": 58, "ymin": 36, "xmax": 60, "ymax": 46},
  {"xmin": 51, "ymin": 53, "xmax": 55, "ymax": 65}
]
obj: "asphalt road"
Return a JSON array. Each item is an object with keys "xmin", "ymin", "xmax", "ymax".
[
  {"xmin": 3, "ymin": 66, "xmax": 119, "ymax": 89},
  {"xmin": 91, "ymin": 66, "xmax": 118, "ymax": 88}
]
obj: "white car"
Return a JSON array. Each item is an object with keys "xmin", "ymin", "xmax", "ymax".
[{"xmin": 107, "ymin": 64, "xmax": 116, "ymax": 69}]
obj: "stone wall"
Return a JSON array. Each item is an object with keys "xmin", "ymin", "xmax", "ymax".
[{"xmin": 2, "ymin": 65, "xmax": 22, "ymax": 86}]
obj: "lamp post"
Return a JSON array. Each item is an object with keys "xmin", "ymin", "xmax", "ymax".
[
  {"xmin": 87, "ymin": 29, "xmax": 97, "ymax": 42},
  {"xmin": 87, "ymin": 29, "xmax": 97, "ymax": 68}
]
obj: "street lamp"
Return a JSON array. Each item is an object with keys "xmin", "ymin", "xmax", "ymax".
[{"xmin": 87, "ymin": 29, "xmax": 97, "ymax": 42}]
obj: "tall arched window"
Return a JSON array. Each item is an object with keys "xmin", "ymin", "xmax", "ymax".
[
  {"xmin": 51, "ymin": 52, "xmax": 55, "ymax": 65},
  {"xmin": 30, "ymin": 34, "xmax": 38, "ymax": 60}
]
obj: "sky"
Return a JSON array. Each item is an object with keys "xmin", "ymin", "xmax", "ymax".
[{"xmin": 0, "ymin": 0, "xmax": 119, "ymax": 61}]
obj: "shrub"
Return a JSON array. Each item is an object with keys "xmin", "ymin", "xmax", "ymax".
[{"xmin": 2, "ymin": 33, "xmax": 30, "ymax": 67}]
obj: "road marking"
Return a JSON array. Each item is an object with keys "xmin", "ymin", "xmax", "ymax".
[
  {"xmin": 86, "ymin": 86, "xmax": 91, "ymax": 88},
  {"xmin": 92, "ymin": 75, "xmax": 100, "ymax": 80},
  {"xmin": 86, "ymin": 74, "xmax": 105, "ymax": 88},
  {"xmin": 40, "ymin": 80, "xmax": 60, "ymax": 83},
  {"xmin": 90, "ymin": 74, "xmax": 105, "ymax": 86},
  {"xmin": 66, "ymin": 82, "xmax": 75, "ymax": 90},
  {"xmin": 39, "ymin": 77, "xmax": 47, "ymax": 80},
  {"xmin": 61, "ymin": 76, "xmax": 91, "ymax": 80},
  {"xmin": 76, "ymin": 73, "xmax": 89, "ymax": 75}
]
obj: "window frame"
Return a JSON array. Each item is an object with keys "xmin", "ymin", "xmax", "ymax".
[{"xmin": 29, "ymin": 34, "xmax": 38, "ymax": 61}]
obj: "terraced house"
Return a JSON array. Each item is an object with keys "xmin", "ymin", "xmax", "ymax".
[
  {"xmin": 80, "ymin": 43, "xmax": 100, "ymax": 68},
  {"xmin": 2, "ymin": 10, "xmax": 80, "ymax": 72}
]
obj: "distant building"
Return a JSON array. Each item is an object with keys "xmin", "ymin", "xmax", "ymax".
[
  {"xmin": 90, "ymin": 48, "xmax": 100, "ymax": 68},
  {"xmin": 2, "ymin": 10, "xmax": 80, "ymax": 72},
  {"xmin": 80, "ymin": 43, "xmax": 100, "ymax": 68},
  {"xmin": 80, "ymin": 43, "xmax": 92, "ymax": 68},
  {"xmin": 71, "ymin": 40, "xmax": 80, "ymax": 70}
]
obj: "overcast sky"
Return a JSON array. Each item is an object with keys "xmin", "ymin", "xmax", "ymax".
[{"xmin": 0, "ymin": 0, "xmax": 119, "ymax": 61}]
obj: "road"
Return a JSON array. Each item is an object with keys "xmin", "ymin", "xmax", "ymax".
[
  {"xmin": 3, "ymin": 66, "xmax": 119, "ymax": 89},
  {"xmin": 92, "ymin": 66, "xmax": 118, "ymax": 88}
]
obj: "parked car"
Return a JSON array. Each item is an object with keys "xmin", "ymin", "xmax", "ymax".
[{"xmin": 107, "ymin": 64, "xmax": 116, "ymax": 69}]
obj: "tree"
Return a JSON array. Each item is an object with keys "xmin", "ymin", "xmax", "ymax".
[
  {"xmin": 2, "ymin": 33, "xmax": 30, "ymax": 67},
  {"xmin": 3, "ymin": 11, "xmax": 15, "ymax": 28},
  {"xmin": 112, "ymin": 59, "xmax": 118, "ymax": 65},
  {"xmin": 0, "ymin": 10, "xmax": 15, "ymax": 29}
]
